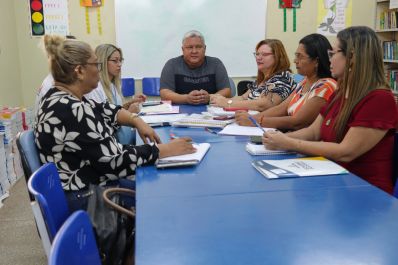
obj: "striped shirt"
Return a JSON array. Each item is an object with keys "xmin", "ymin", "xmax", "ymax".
[
  {"xmin": 287, "ymin": 78, "xmax": 337, "ymax": 116},
  {"xmin": 247, "ymin": 71, "xmax": 296, "ymax": 101}
]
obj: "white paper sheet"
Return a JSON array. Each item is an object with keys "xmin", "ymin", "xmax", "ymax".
[{"xmin": 218, "ymin": 123, "xmax": 275, "ymax": 136}]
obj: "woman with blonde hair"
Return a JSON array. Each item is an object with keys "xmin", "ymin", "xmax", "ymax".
[
  {"xmin": 95, "ymin": 44, "xmax": 146, "ymax": 112},
  {"xmin": 35, "ymin": 35, "xmax": 195, "ymax": 210},
  {"xmin": 210, "ymin": 39, "xmax": 295, "ymax": 111},
  {"xmin": 262, "ymin": 26, "xmax": 398, "ymax": 194}
]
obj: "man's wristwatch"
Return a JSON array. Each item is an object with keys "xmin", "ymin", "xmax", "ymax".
[{"xmin": 227, "ymin": 99, "xmax": 233, "ymax": 107}]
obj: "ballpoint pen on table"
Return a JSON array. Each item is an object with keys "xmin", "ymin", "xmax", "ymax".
[
  {"xmin": 248, "ymin": 116, "xmax": 265, "ymax": 133},
  {"xmin": 204, "ymin": 127, "xmax": 219, "ymax": 135},
  {"xmin": 170, "ymin": 133, "xmax": 196, "ymax": 144}
]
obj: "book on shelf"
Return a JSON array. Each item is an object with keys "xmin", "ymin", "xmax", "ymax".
[
  {"xmin": 245, "ymin": 143, "xmax": 295, "ymax": 156},
  {"xmin": 252, "ymin": 157, "xmax": 349, "ymax": 179},
  {"xmin": 156, "ymin": 143, "xmax": 210, "ymax": 168},
  {"xmin": 379, "ymin": 10, "xmax": 398, "ymax": 30}
]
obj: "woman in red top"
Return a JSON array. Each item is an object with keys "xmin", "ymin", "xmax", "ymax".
[{"xmin": 262, "ymin": 26, "xmax": 398, "ymax": 194}]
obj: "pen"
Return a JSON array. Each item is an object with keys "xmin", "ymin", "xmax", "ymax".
[
  {"xmin": 169, "ymin": 133, "xmax": 179, "ymax": 140},
  {"xmin": 205, "ymin": 127, "xmax": 218, "ymax": 134},
  {"xmin": 248, "ymin": 116, "xmax": 265, "ymax": 133},
  {"xmin": 169, "ymin": 133, "xmax": 196, "ymax": 144}
]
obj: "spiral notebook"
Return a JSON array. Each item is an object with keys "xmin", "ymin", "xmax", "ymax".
[{"xmin": 246, "ymin": 143, "xmax": 295, "ymax": 156}]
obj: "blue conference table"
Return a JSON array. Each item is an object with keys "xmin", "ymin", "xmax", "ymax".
[
  {"xmin": 136, "ymin": 105, "xmax": 370, "ymax": 199},
  {"xmin": 136, "ymin": 185, "xmax": 398, "ymax": 265},
  {"xmin": 135, "ymin": 105, "xmax": 397, "ymax": 265}
]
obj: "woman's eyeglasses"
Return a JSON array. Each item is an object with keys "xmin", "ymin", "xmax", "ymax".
[
  {"xmin": 253, "ymin": 52, "xmax": 273, "ymax": 58},
  {"xmin": 108, "ymin": 58, "xmax": 124, "ymax": 65}
]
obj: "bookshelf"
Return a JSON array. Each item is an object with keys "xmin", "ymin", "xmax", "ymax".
[{"xmin": 376, "ymin": 0, "xmax": 398, "ymax": 98}]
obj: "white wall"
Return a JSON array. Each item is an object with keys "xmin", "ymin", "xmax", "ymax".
[{"xmin": 0, "ymin": 0, "xmax": 376, "ymax": 107}]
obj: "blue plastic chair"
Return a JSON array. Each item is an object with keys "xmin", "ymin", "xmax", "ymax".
[
  {"xmin": 16, "ymin": 130, "xmax": 42, "ymax": 201},
  {"xmin": 16, "ymin": 130, "xmax": 53, "ymax": 257},
  {"xmin": 121, "ymin": 78, "xmax": 135, "ymax": 97},
  {"xmin": 28, "ymin": 163, "xmax": 70, "ymax": 242},
  {"xmin": 142, "ymin": 77, "xmax": 160, "ymax": 96},
  {"xmin": 293, "ymin": 74, "xmax": 304, "ymax": 83},
  {"xmin": 49, "ymin": 210, "xmax": 101, "ymax": 265}
]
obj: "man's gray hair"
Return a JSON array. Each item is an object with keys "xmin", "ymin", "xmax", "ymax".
[{"xmin": 182, "ymin": 30, "xmax": 205, "ymax": 45}]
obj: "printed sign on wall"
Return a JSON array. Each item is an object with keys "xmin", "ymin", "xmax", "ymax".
[{"xmin": 28, "ymin": 0, "xmax": 69, "ymax": 37}]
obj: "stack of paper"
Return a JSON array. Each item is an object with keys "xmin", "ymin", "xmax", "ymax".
[
  {"xmin": 246, "ymin": 143, "xmax": 294, "ymax": 156},
  {"xmin": 0, "ymin": 133, "xmax": 7, "ymax": 199},
  {"xmin": 206, "ymin": 106, "xmax": 259, "ymax": 117},
  {"xmin": 140, "ymin": 103, "xmax": 179, "ymax": 115},
  {"xmin": 252, "ymin": 157, "xmax": 349, "ymax": 179},
  {"xmin": 141, "ymin": 114, "xmax": 188, "ymax": 126},
  {"xmin": 156, "ymin": 143, "xmax": 211, "ymax": 168},
  {"xmin": 172, "ymin": 117, "xmax": 233, "ymax": 128}
]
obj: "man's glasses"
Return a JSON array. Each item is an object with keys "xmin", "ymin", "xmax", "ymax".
[
  {"xmin": 253, "ymin": 52, "xmax": 273, "ymax": 58},
  {"xmin": 85, "ymin": 62, "xmax": 103, "ymax": 71},
  {"xmin": 108, "ymin": 58, "xmax": 124, "ymax": 65},
  {"xmin": 327, "ymin": 49, "xmax": 343, "ymax": 59}
]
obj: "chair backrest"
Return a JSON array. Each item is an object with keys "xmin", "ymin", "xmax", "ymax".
[
  {"xmin": 237, "ymin": 80, "xmax": 253, "ymax": 96},
  {"xmin": 393, "ymin": 132, "xmax": 398, "ymax": 197},
  {"xmin": 121, "ymin": 78, "xmax": 135, "ymax": 97},
  {"xmin": 16, "ymin": 130, "xmax": 42, "ymax": 201},
  {"xmin": 49, "ymin": 210, "xmax": 101, "ymax": 265},
  {"xmin": 293, "ymin": 73, "xmax": 304, "ymax": 83},
  {"xmin": 229, "ymin": 77, "xmax": 237, "ymax": 97},
  {"xmin": 28, "ymin": 163, "xmax": 70, "ymax": 241},
  {"xmin": 142, "ymin": 77, "xmax": 160, "ymax": 96}
]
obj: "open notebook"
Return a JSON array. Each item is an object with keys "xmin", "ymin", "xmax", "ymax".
[
  {"xmin": 140, "ymin": 103, "xmax": 179, "ymax": 115},
  {"xmin": 246, "ymin": 143, "xmax": 295, "ymax": 156},
  {"xmin": 156, "ymin": 143, "xmax": 211, "ymax": 168},
  {"xmin": 252, "ymin": 157, "xmax": 349, "ymax": 179}
]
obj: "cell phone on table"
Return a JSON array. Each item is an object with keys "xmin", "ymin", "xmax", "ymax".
[{"xmin": 250, "ymin": 135, "xmax": 263, "ymax": 145}]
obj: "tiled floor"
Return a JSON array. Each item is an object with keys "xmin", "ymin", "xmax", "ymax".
[{"xmin": 0, "ymin": 178, "xmax": 46, "ymax": 265}]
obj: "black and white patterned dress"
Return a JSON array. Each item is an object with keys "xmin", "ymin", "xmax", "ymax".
[
  {"xmin": 247, "ymin": 71, "xmax": 296, "ymax": 100},
  {"xmin": 34, "ymin": 87, "xmax": 159, "ymax": 191}
]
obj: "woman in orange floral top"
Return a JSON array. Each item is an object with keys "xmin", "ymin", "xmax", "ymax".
[{"xmin": 236, "ymin": 34, "xmax": 337, "ymax": 131}]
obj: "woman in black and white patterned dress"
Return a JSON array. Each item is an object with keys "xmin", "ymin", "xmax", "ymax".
[{"xmin": 35, "ymin": 35, "xmax": 195, "ymax": 210}]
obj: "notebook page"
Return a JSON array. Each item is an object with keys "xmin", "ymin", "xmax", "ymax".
[
  {"xmin": 219, "ymin": 123, "xmax": 274, "ymax": 136},
  {"xmin": 158, "ymin": 143, "xmax": 210, "ymax": 162}
]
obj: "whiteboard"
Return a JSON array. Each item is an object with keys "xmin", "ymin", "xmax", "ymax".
[{"xmin": 115, "ymin": 0, "xmax": 267, "ymax": 78}]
